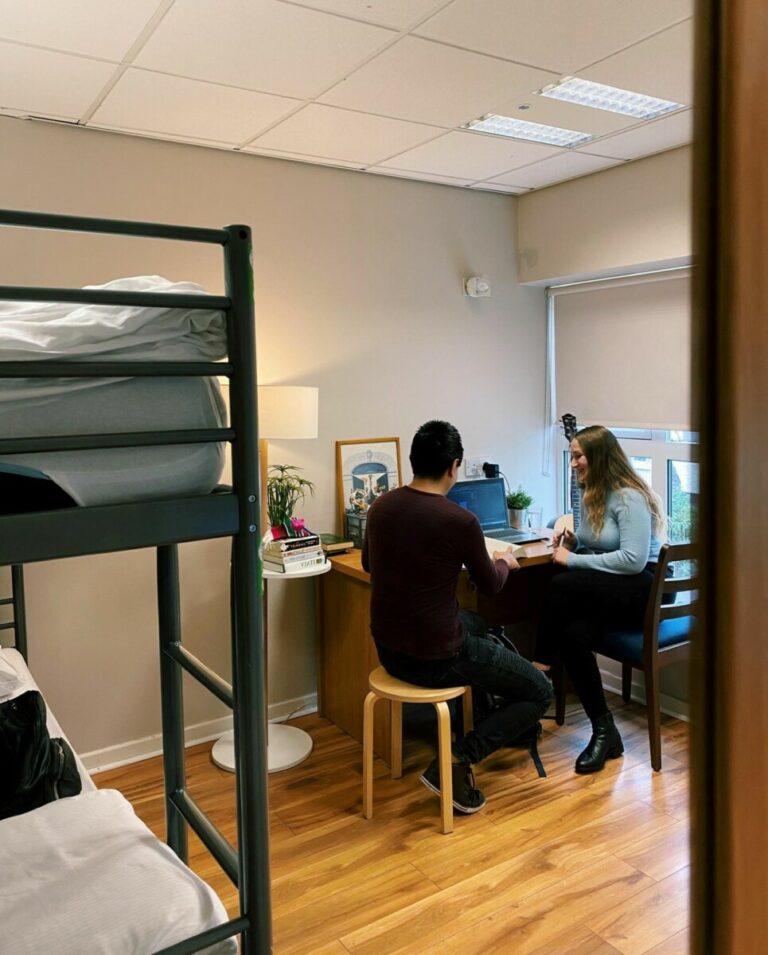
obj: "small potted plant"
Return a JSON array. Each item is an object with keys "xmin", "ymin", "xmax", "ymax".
[
  {"xmin": 266, "ymin": 464, "xmax": 315, "ymax": 535},
  {"xmin": 506, "ymin": 486, "xmax": 533, "ymax": 529}
]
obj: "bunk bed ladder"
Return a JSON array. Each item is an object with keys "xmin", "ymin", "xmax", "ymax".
[
  {"xmin": 154, "ymin": 224, "xmax": 271, "ymax": 955},
  {"xmin": 0, "ymin": 565, "xmax": 27, "ymax": 659}
]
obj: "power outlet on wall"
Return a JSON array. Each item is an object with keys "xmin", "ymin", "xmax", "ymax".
[{"xmin": 464, "ymin": 457, "xmax": 484, "ymax": 478}]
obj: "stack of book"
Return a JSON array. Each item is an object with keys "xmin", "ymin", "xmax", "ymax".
[
  {"xmin": 262, "ymin": 532, "xmax": 325, "ymax": 574},
  {"xmin": 319, "ymin": 533, "xmax": 354, "ymax": 555}
]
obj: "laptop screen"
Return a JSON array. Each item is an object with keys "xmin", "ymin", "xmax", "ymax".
[{"xmin": 446, "ymin": 478, "xmax": 508, "ymax": 531}]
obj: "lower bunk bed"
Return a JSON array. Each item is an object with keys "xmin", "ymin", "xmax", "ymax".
[{"xmin": 0, "ymin": 649, "xmax": 235, "ymax": 955}]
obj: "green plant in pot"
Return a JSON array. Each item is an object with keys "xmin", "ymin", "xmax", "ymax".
[
  {"xmin": 266, "ymin": 464, "xmax": 315, "ymax": 533},
  {"xmin": 506, "ymin": 486, "xmax": 533, "ymax": 530}
]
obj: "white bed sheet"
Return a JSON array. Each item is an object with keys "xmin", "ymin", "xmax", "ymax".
[
  {"xmin": 0, "ymin": 275, "xmax": 228, "ymax": 506},
  {"xmin": 0, "ymin": 788, "xmax": 237, "ymax": 954},
  {"xmin": 0, "ymin": 647, "xmax": 237, "ymax": 954}
]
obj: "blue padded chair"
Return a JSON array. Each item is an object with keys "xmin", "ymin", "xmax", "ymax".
[{"xmin": 554, "ymin": 542, "xmax": 696, "ymax": 771}]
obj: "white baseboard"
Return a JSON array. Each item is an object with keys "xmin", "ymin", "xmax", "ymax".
[
  {"xmin": 81, "ymin": 692, "xmax": 318, "ymax": 774},
  {"xmin": 599, "ymin": 666, "xmax": 690, "ymax": 722}
]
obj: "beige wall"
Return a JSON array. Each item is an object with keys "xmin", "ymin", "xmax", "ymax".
[
  {"xmin": 520, "ymin": 149, "xmax": 693, "ymax": 710},
  {"xmin": 0, "ymin": 116, "xmax": 551, "ymax": 761},
  {"xmin": 518, "ymin": 147, "xmax": 692, "ymax": 285}
]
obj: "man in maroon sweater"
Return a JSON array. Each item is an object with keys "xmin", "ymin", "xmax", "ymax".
[{"xmin": 362, "ymin": 420, "xmax": 552, "ymax": 813}]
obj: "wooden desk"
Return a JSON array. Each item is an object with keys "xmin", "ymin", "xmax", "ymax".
[{"xmin": 317, "ymin": 539, "xmax": 555, "ymax": 761}]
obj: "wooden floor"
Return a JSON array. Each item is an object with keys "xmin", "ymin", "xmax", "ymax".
[{"xmin": 94, "ymin": 695, "xmax": 689, "ymax": 954}]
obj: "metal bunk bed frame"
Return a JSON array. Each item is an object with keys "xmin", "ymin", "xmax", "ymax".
[{"xmin": 0, "ymin": 209, "xmax": 271, "ymax": 954}]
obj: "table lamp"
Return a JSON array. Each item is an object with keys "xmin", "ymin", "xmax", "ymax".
[
  {"xmin": 258, "ymin": 385, "xmax": 319, "ymax": 532},
  {"xmin": 212, "ymin": 384, "xmax": 322, "ymax": 775}
]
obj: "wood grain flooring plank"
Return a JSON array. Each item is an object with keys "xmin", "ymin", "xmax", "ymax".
[
  {"xmin": 413, "ymin": 797, "xmax": 678, "ymax": 889},
  {"xmin": 586, "ymin": 867, "xmax": 689, "ymax": 955},
  {"xmin": 525, "ymin": 922, "xmax": 623, "ymax": 954},
  {"xmin": 617, "ymin": 819, "xmax": 689, "ymax": 882},
  {"xmin": 341, "ymin": 837, "xmax": 619, "ymax": 955},
  {"xmin": 643, "ymin": 926, "xmax": 689, "ymax": 955},
  {"xmin": 399, "ymin": 857, "xmax": 655, "ymax": 955},
  {"xmin": 91, "ymin": 705, "xmax": 689, "ymax": 955},
  {"xmin": 309, "ymin": 942, "xmax": 352, "ymax": 955},
  {"xmin": 272, "ymin": 862, "xmax": 439, "ymax": 955}
]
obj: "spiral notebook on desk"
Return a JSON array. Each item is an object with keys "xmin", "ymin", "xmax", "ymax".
[{"xmin": 447, "ymin": 478, "xmax": 546, "ymax": 545}]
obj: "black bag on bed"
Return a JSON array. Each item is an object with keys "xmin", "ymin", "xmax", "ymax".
[{"xmin": 0, "ymin": 689, "xmax": 82, "ymax": 820}]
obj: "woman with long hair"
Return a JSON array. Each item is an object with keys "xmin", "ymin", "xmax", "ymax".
[{"xmin": 535, "ymin": 425, "xmax": 666, "ymax": 773}]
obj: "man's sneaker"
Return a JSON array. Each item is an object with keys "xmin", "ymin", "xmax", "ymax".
[{"xmin": 419, "ymin": 758, "xmax": 486, "ymax": 814}]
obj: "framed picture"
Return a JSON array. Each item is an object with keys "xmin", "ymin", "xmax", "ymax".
[{"xmin": 336, "ymin": 437, "xmax": 402, "ymax": 541}]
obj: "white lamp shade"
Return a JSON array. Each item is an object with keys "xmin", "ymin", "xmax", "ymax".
[{"xmin": 258, "ymin": 386, "xmax": 319, "ymax": 439}]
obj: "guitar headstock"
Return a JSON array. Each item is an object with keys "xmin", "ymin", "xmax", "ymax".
[{"xmin": 561, "ymin": 413, "xmax": 578, "ymax": 443}]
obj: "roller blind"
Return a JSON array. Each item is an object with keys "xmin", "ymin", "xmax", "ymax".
[{"xmin": 553, "ymin": 271, "xmax": 691, "ymax": 430}]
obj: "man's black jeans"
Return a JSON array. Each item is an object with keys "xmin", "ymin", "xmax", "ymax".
[{"xmin": 376, "ymin": 611, "xmax": 552, "ymax": 765}]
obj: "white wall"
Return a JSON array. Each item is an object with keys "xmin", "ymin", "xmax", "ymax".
[
  {"xmin": 0, "ymin": 117, "xmax": 552, "ymax": 762},
  {"xmin": 517, "ymin": 147, "xmax": 692, "ymax": 285}
]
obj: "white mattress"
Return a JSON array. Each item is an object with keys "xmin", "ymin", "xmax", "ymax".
[
  {"xmin": 0, "ymin": 648, "xmax": 237, "ymax": 954},
  {"xmin": 0, "ymin": 276, "xmax": 228, "ymax": 506},
  {"xmin": 0, "ymin": 789, "xmax": 237, "ymax": 954}
]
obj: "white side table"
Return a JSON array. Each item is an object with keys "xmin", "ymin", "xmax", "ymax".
[{"xmin": 211, "ymin": 559, "xmax": 332, "ymax": 774}]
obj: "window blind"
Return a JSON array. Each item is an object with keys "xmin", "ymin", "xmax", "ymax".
[{"xmin": 553, "ymin": 270, "xmax": 692, "ymax": 430}]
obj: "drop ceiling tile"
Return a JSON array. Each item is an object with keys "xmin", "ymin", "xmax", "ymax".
[
  {"xmin": 135, "ymin": 0, "xmax": 394, "ymax": 100},
  {"xmin": 368, "ymin": 167, "xmax": 474, "ymax": 187},
  {"xmin": 250, "ymin": 104, "xmax": 440, "ymax": 164},
  {"xmin": 416, "ymin": 0, "xmax": 693, "ymax": 74},
  {"xmin": 0, "ymin": 0, "xmax": 160, "ymax": 60},
  {"xmin": 319, "ymin": 36, "xmax": 556, "ymax": 126},
  {"xmin": 581, "ymin": 20, "xmax": 694, "ymax": 106},
  {"xmin": 91, "ymin": 69, "xmax": 299, "ymax": 143},
  {"xmin": 378, "ymin": 129, "xmax": 560, "ymax": 180},
  {"xmin": 581, "ymin": 109, "xmax": 692, "ymax": 160},
  {"xmin": 0, "ymin": 41, "xmax": 117, "ymax": 119},
  {"xmin": 278, "ymin": 0, "xmax": 449, "ymax": 30},
  {"xmin": 487, "ymin": 151, "xmax": 621, "ymax": 189}
]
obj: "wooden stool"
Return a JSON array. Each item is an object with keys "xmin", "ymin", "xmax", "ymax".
[{"xmin": 362, "ymin": 666, "xmax": 473, "ymax": 834}]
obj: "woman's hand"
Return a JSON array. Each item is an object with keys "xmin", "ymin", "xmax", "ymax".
[
  {"xmin": 552, "ymin": 544, "xmax": 571, "ymax": 566},
  {"xmin": 550, "ymin": 529, "xmax": 575, "ymax": 566},
  {"xmin": 493, "ymin": 547, "xmax": 520, "ymax": 571}
]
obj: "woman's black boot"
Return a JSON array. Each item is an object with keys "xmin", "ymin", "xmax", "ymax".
[{"xmin": 575, "ymin": 712, "xmax": 624, "ymax": 774}]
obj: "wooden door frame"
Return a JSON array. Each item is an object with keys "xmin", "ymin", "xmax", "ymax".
[{"xmin": 692, "ymin": 0, "xmax": 768, "ymax": 951}]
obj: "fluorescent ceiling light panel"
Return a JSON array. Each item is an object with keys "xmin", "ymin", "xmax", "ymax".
[
  {"xmin": 538, "ymin": 77, "xmax": 685, "ymax": 120},
  {"xmin": 462, "ymin": 114, "xmax": 592, "ymax": 148}
]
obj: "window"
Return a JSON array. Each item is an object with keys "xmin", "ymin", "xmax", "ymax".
[
  {"xmin": 560, "ymin": 428, "xmax": 698, "ymax": 543},
  {"xmin": 668, "ymin": 460, "xmax": 698, "ymax": 543}
]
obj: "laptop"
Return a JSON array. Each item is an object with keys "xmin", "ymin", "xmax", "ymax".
[{"xmin": 446, "ymin": 478, "xmax": 545, "ymax": 544}]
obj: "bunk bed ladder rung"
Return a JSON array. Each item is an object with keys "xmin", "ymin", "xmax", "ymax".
[
  {"xmin": 170, "ymin": 789, "xmax": 239, "ymax": 884},
  {"xmin": 1, "ymin": 566, "xmax": 27, "ymax": 659},
  {"xmin": 153, "ymin": 917, "xmax": 251, "ymax": 955}
]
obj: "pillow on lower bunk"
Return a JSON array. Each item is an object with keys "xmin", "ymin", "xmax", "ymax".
[{"xmin": 0, "ymin": 788, "xmax": 237, "ymax": 954}]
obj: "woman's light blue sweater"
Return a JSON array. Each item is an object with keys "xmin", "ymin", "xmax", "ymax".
[{"xmin": 568, "ymin": 487, "xmax": 662, "ymax": 575}]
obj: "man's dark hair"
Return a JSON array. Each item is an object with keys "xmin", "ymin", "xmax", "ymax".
[{"xmin": 409, "ymin": 420, "xmax": 464, "ymax": 480}]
